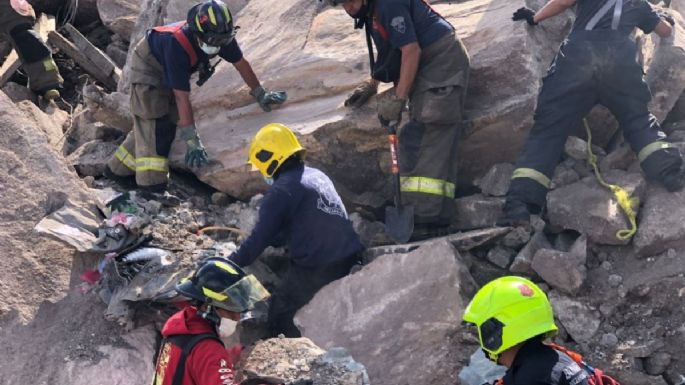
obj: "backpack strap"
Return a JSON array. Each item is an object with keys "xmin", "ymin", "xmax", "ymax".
[
  {"xmin": 165, "ymin": 333, "xmax": 223, "ymax": 385},
  {"xmin": 152, "ymin": 22, "xmax": 199, "ymax": 67}
]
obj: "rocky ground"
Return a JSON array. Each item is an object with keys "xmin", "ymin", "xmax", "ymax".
[{"xmin": 1, "ymin": 0, "xmax": 685, "ymax": 385}]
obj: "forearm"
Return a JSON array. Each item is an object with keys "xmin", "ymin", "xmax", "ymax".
[
  {"xmin": 534, "ymin": 0, "xmax": 576, "ymax": 24},
  {"xmin": 233, "ymin": 58, "xmax": 261, "ymax": 91},
  {"xmin": 173, "ymin": 89, "xmax": 194, "ymax": 127},
  {"xmin": 395, "ymin": 43, "xmax": 421, "ymax": 99}
]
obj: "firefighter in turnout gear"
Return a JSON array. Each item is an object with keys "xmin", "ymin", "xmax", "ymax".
[
  {"xmin": 106, "ymin": 0, "xmax": 287, "ymax": 192},
  {"xmin": 152, "ymin": 258, "xmax": 270, "ymax": 385},
  {"xmin": 463, "ymin": 276, "xmax": 622, "ymax": 385},
  {"xmin": 499, "ymin": 0, "xmax": 683, "ymax": 226},
  {"xmin": 0, "ymin": 0, "xmax": 63, "ymax": 100},
  {"xmin": 324, "ymin": 0, "xmax": 470, "ymax": 239}
]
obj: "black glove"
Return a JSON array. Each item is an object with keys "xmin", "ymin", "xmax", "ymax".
[
  {"xmin": 512, "ymin": 7, "xmax": 538, "ymax": 26},
  {"xmin": 657, "ymin": 10, "xmax": 675, "ymax": 26},
  {"xmin": 345, "ymin": 80, "xmax": 377, "ymax": 108}
]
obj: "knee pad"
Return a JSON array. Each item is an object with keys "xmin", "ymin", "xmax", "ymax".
[
  {"xmin": 9, "ymin": 24, "xmax": 51, "ymax": 63},
  {"xmin": 155, "ymin": 117, "xmax": 177, "ymax": 156}
]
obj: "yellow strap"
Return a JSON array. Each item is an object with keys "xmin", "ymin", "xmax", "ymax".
[
  {"xmin": 114, "ymin": 145, "xmax": 137, "ymax": 171},
  {"xmin": 584, "ymin": 119, "xmax": 638, "ymax": 241},
  {"xmin": 136, "ymin": 156, "xmax": 169, "ymax": 173},
  {"xmin": 511, "ymin": 168, "xmax": 551, "ymax": 188},
  {"xmin": 637, "ymin": 141, "xmax": 674, "ymax": 163},
  {"xmin": 400, "ymin": 176, "xmax": 456, "ymax": 198}
]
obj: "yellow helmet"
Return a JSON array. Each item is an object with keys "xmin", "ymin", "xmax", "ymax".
[
  {"xmin": 248, "ymin": 123, "xmax": 305, "ymax": 178},
  {"xmin": 462, "ymin": 276, "xmax": 558, "ymax": 362}
]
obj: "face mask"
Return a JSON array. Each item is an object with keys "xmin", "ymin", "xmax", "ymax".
[
  {"xmin": 263, "ymin": 176, "xmax": 274, "ymax": 186},
  {"xmin": 218, "ymin": 318, "xmax": 238, "ymax": 337},
  {"xmin": 200, "ymin": 42, "xmax": 221, "ymax": 55}
]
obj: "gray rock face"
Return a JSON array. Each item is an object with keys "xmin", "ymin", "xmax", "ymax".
[
  {"xmin": 296, "ymin": 239, "xmax": 475, "ymax": 385},
  {"xmin": 531, "ymin": 248, "xmax": 586, "ymax": 295},
  {"xmin": 452, "ymin": 195, "xmax": 504, "ymax": 230},
  {"xmin": 1, "ymin": 82, "xmax": 35, "ymax": 104},
  {"xmin": 510, "ymin": 230, "xmax": 551, "ymax": 275},
  {"xmin": 600, "ymin": 144, "xmax": 637, "ymax": 173},
  {"xmin": 548, "ymin": 291, "xmax": 601, "ymax": 344},
  {"xmin": 486, "ymin": 245, "xmax": 515, "ymax": 269},
  {"xmin": 477, "ymin": 163, "xmax": 514, "ymax": 197},
  {"xmin": 547, "ymin": 171, "xmax": 646, "ymax": 245},
  {"xmin": 96, "ymin": 0, "xmax": 141, "ymax": 41},
  {"xmin": 634, "ymin": 187, "xmax": 685, "ymax": 256},
  {"xmin": 646, "ymin": 15, "xmax": 685, "ymax": 123},
  {"xmin": 68, "ymin": 140, "xmax": 118, "ymax": 177}
]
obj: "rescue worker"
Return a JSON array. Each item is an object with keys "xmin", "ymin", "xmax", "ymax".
[
  {"xmin": 106, "ymin": 0, "xmax": 287, "ymax": 193},
  {"xmin": 325, "ymin": 0, "xmax": 470, "ymax": 239},
  {"xmin": 499, "ymin": 0, "xmax": 683, "ymax": 225},
  {"xmin": 228, "ymin": 123, "xmax": 364, "ymax": 338},
  {"xmin": 463, "ymin": 276, "xmax": 619, "ymax": 385},
  {"xmin": 0, "ymin": 0, "xmax": 63, "ymax": 100},
  {"xmin": 153, "ymin": 257, "xmax": 270, "ymax": 385}
]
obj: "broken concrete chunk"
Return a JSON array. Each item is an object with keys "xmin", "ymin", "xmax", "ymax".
[
  {"xmin": 476, "ymin": 163, "xmax": 514, "ymax": 197},
  {"xmin": 634, "ymin": 186, "xmax": 685, "ymax": 256},
  {"xmin": 551, "ymin": 160, "xmax": 581, "ymax": 189},
  {"xmin": 96, "ymin": 0, "xmax": 141, "ymax": 41},
  {"xmin": 547, "ymin": 170, "xmax": 646, "ymax": 245},
  {"xmin": 510, "ymin": 230, "xmax": 551, "ymax": 275},
  {"xmin": 548, "ymin": 291, "xmax": 601, "ymax": 344},
  {"xmin": 500, "ymin": 226, "xmax": 532, "ymax": 250},
  {"xmin": 564, "ymin": 136, "xmax": 605, "ymax": 161},
  {"xmin": 68, "ymin": 140, "xmax": 118, "ymax": 177},
  {"xmin": 452, "ymin": 195, "xmax": 504, "ymax": 230},
  {"xmin": 532, "ymin": 248, "xmax": 586, "ymax": 295},
  {"xmin": 486, "ymin": 246, "xmax": 515, "ymax": 269},
  {"xmin": 599, "ymin": 144, "xmax": 637, "ymax": 173}
]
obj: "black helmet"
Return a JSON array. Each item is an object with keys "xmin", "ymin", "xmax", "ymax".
[
  {"xmin": 187, "ymin": 0, "xmax": 236, "ymax": 46},
  {"xmin": 175, "ymin": 258, "xmax": 270, "ymax": 313}
]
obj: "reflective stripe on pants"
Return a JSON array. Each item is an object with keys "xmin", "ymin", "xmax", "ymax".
[{"xmin": 400, "ymin": 176, "xmax": 456, "ymax": 198}]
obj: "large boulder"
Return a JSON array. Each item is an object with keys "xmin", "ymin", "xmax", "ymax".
[
  {"xmin": 96, "ymin": 0, "xmax": 141, "ymax": 41},
  {"xmin": 633, "ymin": 186, "xmax": 685, "ymax": 256},
  {"xmin": 546, "ymin": 171, "xmax": 646, "ymax": 245},
  {"xmin": 296, "ymin": 239, "xmax": 477, "ymax": 385}
]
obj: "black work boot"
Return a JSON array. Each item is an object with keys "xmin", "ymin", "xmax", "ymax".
[
  {"xmin": 409, "ymin": 223, "xmax": 452, "ymax": 242},
  {"xmin": 496, "ymin": 199, "xmax": 532, "ymax": 227},
  {"xmin": 660, "ymin": 166, "xmax": 685, "ymax": 192},
  {"xmin": 103, "ymin": 167, "xmax": 137, "ymax": 190}
]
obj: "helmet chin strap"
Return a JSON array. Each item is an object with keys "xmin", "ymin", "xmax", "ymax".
[{"xmin": 199, "ymin": 305, "xmax": 222, "ymax": 325}]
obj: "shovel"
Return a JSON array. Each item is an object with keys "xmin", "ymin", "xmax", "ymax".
[{"xmin": 380, "ymin": 118, "xmax": 414, "ymax": 244}]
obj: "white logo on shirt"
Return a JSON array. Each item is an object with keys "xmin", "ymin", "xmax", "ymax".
[
  {"xmin": 391, "ymin": 16, "xmax": 407, "ymax": 34},
  {"xmin": 301, "ymin": 167, "xmax": 348, "ymax": 219}
]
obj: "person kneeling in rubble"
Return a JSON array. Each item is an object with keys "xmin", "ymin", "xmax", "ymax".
[
  {"xmin": 152, "ymin": 257, "xmax": 270, "ymax": 385},
  {"xmin": 228, "ymin": 123, "xmax": 364, "ymax": 338},
  {"xmin": 463, "ymin": 276, "xmax": 621, "ymax": 385},
  {"xmin": 106, "ymin": 0, "xmax": 287, "ymax": 193}
]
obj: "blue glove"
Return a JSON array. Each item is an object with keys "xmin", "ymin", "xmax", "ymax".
[
  {"xmin": 179, "ymin": 124, "xmax": 209, "ymax": 168},
  {"xmin": 250, "ymin": 86, "xmax": 287, "ymax": 112}
]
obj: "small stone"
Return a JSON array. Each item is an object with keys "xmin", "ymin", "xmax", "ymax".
[
  {"xmin": 608, "ymin": 274, "xmax": 623, "ymax": 288},
  {"xmin": 600, "ymin": 333, "xmax": 619, "ymax": 348},
  {"xmin": 599, "ymin": 303, "xmax": 615, "ymax": 317},
  {"xmin": 601, "ymin": 261, "xmax": 612, "ymax": 270},
  {"xmin": 476, "ymin": 163, "xmax": 514, "ymax": 197},
  {"xmin": 667, "ymin": 248, "xmax": 677, "ymax": 258},
  {"xmin": 211, "ymin": 192, "xmax": 230, "ymax": 206},
  {"xmin": 644, "ymin": 352, "xmax": 672, "ymax": 375},
  {"xmin": 83, "ymin": 176, "xmax": 95, "ymax": 187},
  {"xmin": 532, "ymin": 249, "xmax": 586, "ymax": 295},
  {"xmin": 178, "ymin": 209, "xmax": 193, "ymax": 223},
  {"xmin": 486, "ymin": 246, "xmax": 516, "ymax": 269},
  {"xmin": 501, "ymin": 227, "xmax": 532, "ymax": 249}
]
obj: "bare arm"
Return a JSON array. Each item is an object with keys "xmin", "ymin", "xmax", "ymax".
[
  {"xmin": 534, "ymin": 0, "xmax": 577, "ymax": 24},
  {"xmin": 173, "ymin": 89, "xmax": 194, "ymax": 127},
  {"xmin": 232, "ymin": 57, "xmax": 261, "ymax": 91},
  {"xmin": 395, "ymin": 42, "xmax": 421, "ymax": 99},
  {"xmin": 654, "ymin": 20, "xmax": 673, "ymax": 38}
]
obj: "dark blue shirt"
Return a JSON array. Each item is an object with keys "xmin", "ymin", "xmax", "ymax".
[
  {"xmin": 147, "ymin": 24, "xmax": 243, "ymax": 91},
  {"xmin": 371, "ymin": 0, "xmax": 453, "ymax": 50},
  {"xmin": 572, "ymin": 0, "xmax": 661, "ymax": 34},
  {"xmin": 232, "ymin": 165, "xmax": 363, "ymax": 268}
]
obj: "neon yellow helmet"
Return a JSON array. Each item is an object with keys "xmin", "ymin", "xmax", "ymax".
[
  {"xmin": 248, "ymin": 123, "xmax": 305, "ymax": 178},
  {"xmin": 462, "ymin": 276, "xmax": 558, "ymax": 362}
]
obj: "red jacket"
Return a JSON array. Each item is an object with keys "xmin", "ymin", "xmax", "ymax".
[{"xmin": 153, "ymin": 307, "xmax": 239, "ymax": 385}]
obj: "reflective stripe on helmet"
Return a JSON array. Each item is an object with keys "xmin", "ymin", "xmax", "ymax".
[{"xmin": 208, "ymin": 5, "xmax": 217, "ymax": 25}]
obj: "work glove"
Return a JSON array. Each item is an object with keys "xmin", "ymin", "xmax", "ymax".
[
  {"xmin": 657, "ymin": 10, "xmax": 675, "ymax": 26},
  {"xmin": 345, "ymin": 80, "xmax": 378, "ymax": 108},
  {"xmin": 250, "ymin": 86, "xmax": 288, "ymax": 112},
  {"xmin": 377, "ymin": 93, "xmax": 406, "ymax": 124},
  {"xmin": 512, "ymin": 7, "xmax": 537, "ymax": 26},
  {"xmin": 180, "ymin": 124, "xmax": 209, "ymax": 168}
]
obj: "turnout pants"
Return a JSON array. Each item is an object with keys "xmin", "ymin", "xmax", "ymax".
[
  {"xmin": 507, "ymin": 31, "xmax": 682, "ymax": 209},
  {"xmin": 400, "ymin": 31, "xmax": 470, "ymax": 225},
  {"xmin": 268, "ymin": 255, "xmax": 360, "ymax": 338},
  {"xmin": 107, "ymin": 38, "xmax": 178, "ymax": 189},
  {"xmin": 0, "ymin": 0, "xmax": 62, "ymax": 93}
]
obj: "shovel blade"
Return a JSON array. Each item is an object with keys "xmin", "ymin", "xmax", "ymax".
[{"xmin": 385, "ymin": 204, "xmax": 415, "ymax": 244}]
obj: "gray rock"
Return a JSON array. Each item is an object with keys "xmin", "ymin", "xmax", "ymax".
[
  {"xmin": 349, "ymin": 212, "xmax": 392, "ymax": 248},
  {"xmin": 501, "ymin": 226, "xmax": 532, "ymax": 249},
  {"xmin": 510, "ymin": 230, "xmax": 551, "ymax": 275},
  {"xmin": 608, "ymin": 274, "xmax": 623, "ymax": 288},
  {"xmin": 644, "ymin": 352, "xmax": 672, "ymax": 376},
  {"xmin": 296, "ymin": 239, "xmax": 475, "ymax": 385},
  {"xmin": 600, "ymin": 333, "xmax": 619, "ymax": 348},
  {"xmin": 452, "ymin": 194, "xmax": 504, "ymax": 230},
  {"xmin": 476, "ymin": 163, "xmax": 514, "ymax": 197},
  {"xmin": 564, "ymin": 136, "xmax": 605, "ymax": 161},
  {"xmin": 211, "ymin": 192, "xmax": 230, "ymax": 206},
  {"xmin": 97, "ymin": 0, "xmax": 141, "ymax": 41},
  {"xmin": 1, "ymin": 82, "xmax": 35, "ymax": 104},
  {"xmin": 617, "ymin": 340, "xmax": 665, "ymax": 358},
  {"xmin": 547, "ymin": 171, "xmax": 646, "ymax": 245},
  {"xmin": 551, "ymin": 161, "xmax": 581, "ymax": 189},
  {"xmin": 548, "ymin": 291, "xmax": 601, "ymax": 344},
  {"xmin": 531, "ymin": 248, "xmax": 587, "ymax": 295},
  {"xmin": 634, "ymin": 186, "xmax": 685, "ymax": 256},
  {"xmin": 459, "ymin": 349, "xmax": 507, "ymax": 385},
  {"xmin": 600, "ymin": 144, "xmax": 638, "ymax": 172},
  {"xmin": 486, "ymin": 246, "xmax": 515, "ymax": 269},
  {"xmin": 67, "ymin": 140, "xmax": 118, "ymax": 177},
  {"xmin": 106, "ymin": 42, "xmax": 128, "ymax": 68}
]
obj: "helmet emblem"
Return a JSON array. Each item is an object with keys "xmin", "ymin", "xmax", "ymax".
[{"xmin": 518, "ymin": 284, "xmax": 534, "ymax": 297}]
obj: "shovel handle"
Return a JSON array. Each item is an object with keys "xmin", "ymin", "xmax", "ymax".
[{"xmin": 380, "ymin": 118, "xmax": 403, "ymax": 207}]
